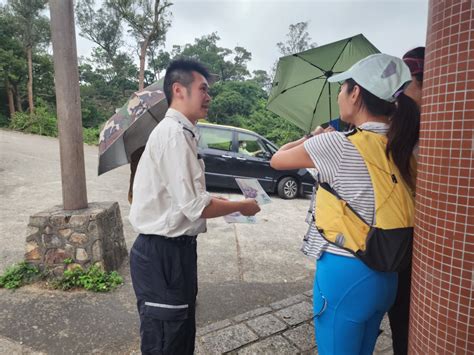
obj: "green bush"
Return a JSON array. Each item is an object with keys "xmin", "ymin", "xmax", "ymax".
[
  {"xmin": 0, "ymin": 262, "xmax": 42, "ymax": 289},
  {"xmin": 83, "ymin": 126, "xmax": 100, "ymax": 145},
  {"xmin": 0, "ymin": 260, "xmax": 123, "ymax": 292},
  {"xmin": 0, "ymin": 113, "xmax": 9, "ymax": 128},
  {"xmin": 9, "ymin": 106, "xmax": 58, "ymax": 137},
  {"xmin": 52, "ymin": 264, "xmax": 123, "ymax": 292}
]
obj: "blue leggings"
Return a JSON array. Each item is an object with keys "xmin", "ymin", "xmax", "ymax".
[{"xmin": 313, "ymin": 252, "xmax": 397, "ymax": 355}]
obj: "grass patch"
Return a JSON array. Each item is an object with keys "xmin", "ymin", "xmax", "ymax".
[
  {"xmin": 0, "ymin": 262, "xmax": 42, "ymax": 289},
  {"xmin": 0, "ymin": 260, "xmax": 123, "ymax": 292},
  {"xmin": 52, "ymin": 264, "xmax": 123, "ymax": 292}
]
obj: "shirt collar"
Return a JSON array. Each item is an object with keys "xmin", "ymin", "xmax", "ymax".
[
  {"xmin": 166, "ymin": 108, "xmax": 199, "ymax": 138},
  {"xmin": 358, "ymin": 121, "xmax": 389, "ymax": 133}
]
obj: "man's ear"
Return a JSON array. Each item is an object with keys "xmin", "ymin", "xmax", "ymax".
[{"xmin": 172, "ymin": 82, "xmax": 184, "ymax": 100}]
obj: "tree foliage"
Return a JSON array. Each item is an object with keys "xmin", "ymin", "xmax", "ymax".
[
  {"xmin": 0, "ymin": 6, "xmax": 26, "ymax": 117},
  {"xmin": 171, "ymin": 33, "xmax": 252, "ymax": 82},
  {"xmin": 1, "ymin": 5, "xmax": 304, "ymax": 148},
  {"xmin": 276, "ymin": 21, "xmax": 317, "ymax": 56},
  {"xmin": 107, "ymin": 0, "xmax": 172, "ymax": 90},
  {"xmin": 76, "ymin": 0, "xmax": 124, "ymax": 76},
  {"xmin": 7, "ymin": 0, "xmax": 50, "ymax": 114}
]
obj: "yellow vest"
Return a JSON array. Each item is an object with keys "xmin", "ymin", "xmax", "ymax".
[{"xmin": 315, "ymin": 129, "xmax": 416, "ymax": 272}]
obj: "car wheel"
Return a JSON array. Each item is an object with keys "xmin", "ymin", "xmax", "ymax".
[{"xmin": 277, "ymin": 177, "xmax": 298, "ymax": 199}]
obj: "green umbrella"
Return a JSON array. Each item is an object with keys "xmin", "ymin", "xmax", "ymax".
[{"xmin": 267, "ymin": 34, "xmax": 379, "ymax": 133}]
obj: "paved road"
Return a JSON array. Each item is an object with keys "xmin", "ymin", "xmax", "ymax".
[{"xmin": 0, "ymin": 129, "xmax": 315, "ymax": 353}]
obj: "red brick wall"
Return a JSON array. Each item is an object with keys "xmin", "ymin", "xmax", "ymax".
[{"xmin": 409, "ymin": 0, "xmax": 473, "ymax": 353}]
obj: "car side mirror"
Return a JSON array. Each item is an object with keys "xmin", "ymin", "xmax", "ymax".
[{"xmin": 260, "ymin": 151, "xmax": 272, "ymax": 160}]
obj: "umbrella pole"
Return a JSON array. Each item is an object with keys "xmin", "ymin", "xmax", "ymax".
[{"xmin": 328, "ymin": 83, "xmax": 333, "ymax": 122}]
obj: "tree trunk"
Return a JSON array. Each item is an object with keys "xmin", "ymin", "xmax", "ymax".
[
  {"xmin": 14, "ymin": 84, "xmax": 23, "ymax": 112},
  {"xmin": 138, "ymin": 38, "xmax": 149, "ymax": 91},
  {"xmin": 27, "ymin": 46, "xmax": 35, "ymax": 114},
  {"xmin": 6, "ymin": 79, "xmax": 15, "ymax": 118}
]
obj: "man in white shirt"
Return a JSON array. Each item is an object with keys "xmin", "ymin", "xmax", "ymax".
[{"xmin": 129, "ymin": 59, "xmax": 260, "ymax": 355}]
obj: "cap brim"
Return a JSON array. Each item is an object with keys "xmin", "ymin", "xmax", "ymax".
[{"xmin": 327, "ymin": 71, "xmax": 351, "ymax": 83}]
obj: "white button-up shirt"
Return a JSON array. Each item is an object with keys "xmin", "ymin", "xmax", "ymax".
[{"xmin": 129, "ymin": 108, "xmax": 212, "ymax": 237}]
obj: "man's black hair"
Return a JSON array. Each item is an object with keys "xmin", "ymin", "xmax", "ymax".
[{"xmin": 163, "ymin": 58, "xmax": 211, "ymax": 105}]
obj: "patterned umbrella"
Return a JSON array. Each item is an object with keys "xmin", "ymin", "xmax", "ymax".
[{"xmin": 98, "ymin": 81, "xmax": 167, "ymax": 175}]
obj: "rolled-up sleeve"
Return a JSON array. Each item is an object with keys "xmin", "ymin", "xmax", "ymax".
[{"xmin": 156, "ymin": 132, "xmax": 211, "ymax": 222}]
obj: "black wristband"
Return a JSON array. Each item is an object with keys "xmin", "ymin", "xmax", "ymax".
[{"xmin": 304, "ymin": 133, "xmax": 314, "ymax": 139}]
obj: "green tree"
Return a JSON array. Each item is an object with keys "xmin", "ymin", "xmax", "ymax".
[
  {"xmin": 172, "ymin": 33, "xmax": 251, "ymax": 81},
  {"xmin": 108, "ymin": 0, "xmax": 173, "ymax": 90},
  {"xmin": 243, "ymin": 100, "xmax": 303, "ymax": 147},
  {"xmin": 250, "ymin": 69, "xmax": 271, "ymax": 92},
  {"xmin": 0, "ymin": 6, "xmax": 26, "ymax": 118},
  {"xmin": 276, "ymin": 21, "xmax": 317, "ymax": 56},
  {"xmin": 207, "ymin": 81, "xmax": 265, "ymax": 125},
  {"xmin": 76, "ymin": 0, "xmax": 125, "ymax": 77},
  {"xmin": 270, "ymin": 21, "xmax": 317, "ymax": 85},
  {"xmin": 8, "ymin": 0, "xmax": 50, "ymax": 115},
  {"xmin": 78, "ymin": 59, "xmax": 136, "ymax": 128},
  {"xmin": 32, "ymin": 52, "xmax": 55, "ymax": 106},
  {"xmin": 147, "ymin": 48, "xmax": 170, "ymax": 81}
]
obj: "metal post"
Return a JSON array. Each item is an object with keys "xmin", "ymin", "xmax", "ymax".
[{"xmin": 49, "ymin": 0, "xmax": 88, "ymax": 210}]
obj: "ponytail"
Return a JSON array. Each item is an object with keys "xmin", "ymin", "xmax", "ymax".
[{"xmin": 386, "ymin": 92, "xmax": 420, "ymax": 189}]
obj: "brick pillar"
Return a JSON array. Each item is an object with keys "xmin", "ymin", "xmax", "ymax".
[{"xmin": 409, "ymin": 1, "xmax": 473, "ymax": 353}]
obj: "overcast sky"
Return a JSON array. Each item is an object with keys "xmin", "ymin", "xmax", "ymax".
[{"xmin": 76, "ymin": 0, "xmax": 429, "ymax": 74}]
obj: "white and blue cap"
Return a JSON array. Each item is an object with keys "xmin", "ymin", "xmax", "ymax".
[{"xmin": 328, "ymin": 53, "xmax": 412, "ymax": 103}]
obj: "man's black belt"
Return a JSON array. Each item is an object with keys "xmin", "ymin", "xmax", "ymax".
[{"xmin": 141, "ymin": 234, "xmax": 197, "ymax": 243}]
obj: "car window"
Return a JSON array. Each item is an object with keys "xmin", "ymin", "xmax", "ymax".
[
  {"xmin": 198, "ymin": 127, "xmax": 233, "ymax": 151},
  {"xmin": 264, "ymin": 141, "xmax": 277, "ymax": 154},
  {"xmin": 237, "ymin": 132, "xmax": 267, "ymax": 157}
]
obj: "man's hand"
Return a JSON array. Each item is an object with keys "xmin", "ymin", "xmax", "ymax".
[
  {"xmin": 214, "ymin": 196, "xmax": 228, "ymax": 201},
  {"xmin": 239, "ymin": 199, "xmax": 261, "ymax": 216}
]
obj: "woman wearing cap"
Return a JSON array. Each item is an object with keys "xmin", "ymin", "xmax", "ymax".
[
  {"xmin": 388, "ymin": 46, "xmax": 424, "ymax": 355},
  {"xmin": 271, "ymin": 53, "xmax": 420, "ymax": 354}
]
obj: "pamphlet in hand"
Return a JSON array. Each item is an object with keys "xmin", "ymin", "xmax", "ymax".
[
  {"xmin": 223, "ymin": 211, "xmax": 257, "ymax": 224},
  {"xmin": 235, "ymin": 178, "xmax": 272, "ymax": 205}
]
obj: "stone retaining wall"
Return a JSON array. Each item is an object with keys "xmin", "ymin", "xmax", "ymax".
[{"xmin": 25, "ymin": 202, "xmax": 127, "ymax": 274}]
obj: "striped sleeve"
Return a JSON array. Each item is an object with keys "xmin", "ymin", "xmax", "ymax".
[{"xmin": 303, "ymin": 132, "xmax": 345, "ymax": 184}]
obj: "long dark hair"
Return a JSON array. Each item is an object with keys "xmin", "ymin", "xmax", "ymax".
[
  {"xmin": 345, "ymin": 79, "xmax": 420, "ymax": 189},
  {"xmin": 403, "ymin": 47, "xmax": 425, "ymax": 84}
]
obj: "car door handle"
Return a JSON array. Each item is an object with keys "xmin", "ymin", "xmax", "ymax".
[
  {"xmin": 221, "ymin": 154, "xmax": 233, "ymax": 158},
  {"xmin": 236, "ymin": 157, "xmax": 246, "ymax": 161}
]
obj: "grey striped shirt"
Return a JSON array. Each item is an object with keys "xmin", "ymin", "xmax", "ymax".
[{"xmin": 302, "ymin": 122, "xmax": 390, "ymax": 259}]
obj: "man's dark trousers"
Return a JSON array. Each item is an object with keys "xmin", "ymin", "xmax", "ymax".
[{"xmin": 130, "ymin": 234, "xmax": 198, "ymax": 355}]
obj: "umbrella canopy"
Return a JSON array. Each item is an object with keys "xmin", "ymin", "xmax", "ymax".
[
  {"xmin": 98, "ymin": 80, "xmax": 167, "ymax": 175},
  {"xmin": 267, "ymin": 34, "xmax": 379, "ymax": 133}
]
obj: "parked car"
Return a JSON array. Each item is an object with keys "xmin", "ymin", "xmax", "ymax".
[{"xmin": 197, "ymin": 122, "xmax": 315, "ymax": 199}]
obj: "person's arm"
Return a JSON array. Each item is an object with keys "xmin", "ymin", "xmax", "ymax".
[
  {"xmin": 271, "ymin": 126, "xmax": 335, "ymax": 170},
  {"xmin": 270, "ymin": 144, "xmax": 315, "ymax": 170},
  {"xmin": 277, "ymin": 126, "xmax": 332, "ymax": 152},
  {"xmin": 278, "ymin": 136, "xmax": 308, "ymax": 152},
  {"xmin": 200, "ymin": 197, "xmax": 260, "ymax": 218}
]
